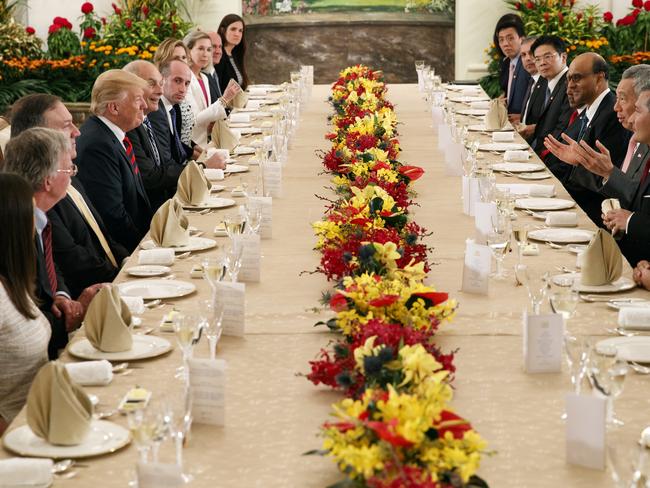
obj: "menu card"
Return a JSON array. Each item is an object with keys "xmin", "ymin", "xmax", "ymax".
[
  {"xmin": 445, "ymin": 143, "xmax": 463, "ymax": 176},
  {"xmin": 474, "ymin": 202, "xmax": 497, "ymax": 245},
  {"xmin": 137, "ymin": 462, "xmax": 183, "ymax": 487},
  {"xmin": 248, "ymin": 196, "xmax": 272, "ymax": 239},
  {"xmin": 565, "ymin": 393, "xmax": 606, "ymax": 470},
  {"xmin": 462, "ymin": 176, "xmax": 480, "ymax": 216},
  {"xmin": 522, "ymin": 312, "xmax": 563, "ymax": 373},
  {"xmin": 215, "ymin": 282, "xmax": 245, "ymax": 337},
  {"xmin": 438, "ymin": 124, "xmax": 451, "ymax": 150},
  {"xmin": 461, "ymin": 239, "xmax": 491, "ymax": 295},
  {"xmin": 234, "ymin": 234, "xmax": 261, "ymax": 283},
  {"xmin": 262, "ymin": 161, "xmax": 283, "ymax": 198},
  {"xmin": 188, "ymin": 358, "xmax": 226, "ymax": 426}
]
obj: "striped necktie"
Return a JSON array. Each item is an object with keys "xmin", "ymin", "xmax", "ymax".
[
  {"xmin": 41, "ymin": 222, "xmax": 58, "ymax": 294},
  {"xmin": 122, "ymin": 136, "xmax": 139, "ymax": 174},
  {"xmin": 143, "ymin": 118, "xmax": 161, "ymax": 167}
]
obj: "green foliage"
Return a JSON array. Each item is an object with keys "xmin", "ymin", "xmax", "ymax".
[
  {"xmin": 0, "ymin": 18, "xmax": 42, "ymax": 60},
  {"xmin": 47, "ymin": 27, "xmax": 81, "ymax": 59}
]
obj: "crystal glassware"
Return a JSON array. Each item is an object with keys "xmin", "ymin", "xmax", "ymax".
[{"xmin": 589, "ymin": 345, "xmax": 628, "ymax": 427}]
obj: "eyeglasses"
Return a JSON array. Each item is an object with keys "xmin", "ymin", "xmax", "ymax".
[
  {"xmin": 533, "ymin": 52, "xmax": 559, "ymax": 64},
  {"xmin": 57, "ymin": 163, "xmax": 78, "ymax": 176},
  {"xmin": 566, "ymin": 72, "xmax": 594, "ymax": 83}
]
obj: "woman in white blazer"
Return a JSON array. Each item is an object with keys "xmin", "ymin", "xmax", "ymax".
[{"xmin": 183, "ymin": 31, "xmax": 239, "ymax": 147}]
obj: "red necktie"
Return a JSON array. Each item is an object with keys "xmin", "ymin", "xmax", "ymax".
[
  {"xmin": 640, "ymin": 157, "xmax": 650, "ymax": 185},
  {"xmin": 123, "ymin": 136, "xmax": 139, "ymax": 175},
  {"xmin": 568, "ymin": 110, "xmax": 579, "ymax": 126},
  {"xmin": 42, "ymin": 222, "xmax": 58, "ymax": 294}
]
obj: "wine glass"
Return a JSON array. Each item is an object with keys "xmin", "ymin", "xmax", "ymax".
[
  {"xmin": 147, "ymin": 397, "xmax": 169, "ymax": 464},
  {"xmin": 224, "ymin": 238, "xmax": 244, "ymax": 282},
  {"xmin": 202, "ymin": 254, "xmax": 226, "ymax": 300},
  {"xmin": 224, "ymin": 213, "xmax": 245, "ymax": 239},
  {"xmin": 203, "ymin": 297, "xmax": 225, "ymax": 360},
  {"xmin": 173, "ymin": 313, "xmax": 200, "ymax": 382},
  {"xmin": 487, "ymin": 214, "xmax": 510, "ymax": 280},
  {"xmin": 549, "ymin": 289, "xmax": 579, "ymax": 332},
  {"xmin": 589, "ymin": 345, "xmax": 628, "ymax": 427},
  {"xmin": 127, "ymin": 407, "xmax": 156, "ymax": 464},
  {"xmin": 245, "ymin": 201, "xmax": 263, "ymax": 235},
  {"xmin": 168, "ymin": 385, "xmax": 193, "ymax": 483},
  {"xmin": 517, "ymin": 265, "xmax": 549, "ymax": 314}
]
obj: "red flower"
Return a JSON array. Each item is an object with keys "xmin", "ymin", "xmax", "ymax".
[
  {"xmin": 435, "ymin": 410, "xmax": 473, "ymax": 440},
  {"xmin": 543, "ymin": 12, "xmax": 550, "ymax": 22},
  {"xmin": 25, "ymin": 26, "xmax": 35, "ymax": 35},
  {"xmin": 81, "ymin": 2, "xmax": 94, "ymax": 14},
  {"xmin": 368, "ymin": 295, "xmax": 400, "ymax": 308},
  {"xmin": 155, "ymin": 18, "xmax": 162, "ymax": 27},
  {"xmin": 646, "ymin": 0, "xmax": 650, "ymax": 11},
  {"xmin": 633, "ymin": 7, "xmax": 641, "ymax": 16},
  {"xmin": 398, "ymin": 165, "xmax": 424, "ymax": 181},
  {"xmin": 576, "ymin": 12, "xmax": 583, "ymax": 21},
  {"xmin": 603, "ymin": 11, "xmax": 613, "ymax": 22},
  {"xmin": 413, "ymin": 291, "xmax": 448, "ymax": 306},
  {"xmin": 329, "ymin": 293, "xmax": 348, "ymax": 312},
  {"xmin": 124, "ymin": 18, "xmax": 132, "ymax": 28},
  {"xmin": 48, "ymin": 24, "xmax": 60, "ymax": 34},
  {"xmin": 83, "ymin": 26, "xmax": 96, "ymax": 38},
  {"xmin": 514, "ymin": 2, "xmax": 521, "ymax": 9},
  {"xmin": 367, "ymin": 419, "xmax": 413, "ymax": 447},
  {"xmin": 617, "ymin": 14, "xmax": 637, "ymax": 25},
  {"xmin": 558, "ymin": 12, "xmax": 564, "ymax": 24},
  {"xmin": 111, "ymin": 2, "xmax": 121, "ymax": 14},
  {"xmin": 142, "ymin": 5, "xmax": 149, "ymax": 16},
  {"xmin": 526, "ymin": 1, "xmax": 534, "ymax": 8},
  {"xmin": 171, "ymin": 22, "xmax": 177, "ymax": 31},
  {"xmin": 101, "ymin": 16, "xmax": 106, "ymax": 25},
  {"xmin": 52, "ymin": 16, "xmax": 72, "ymax": 29},
  {"xmin": 633, "ymin": 0, "xmax": 643, "ymax": 8}
]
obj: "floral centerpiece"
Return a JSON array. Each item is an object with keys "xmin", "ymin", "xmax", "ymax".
[{"xmin": 601, "ymin": 0, "xmax": 650, "ymax": 75}]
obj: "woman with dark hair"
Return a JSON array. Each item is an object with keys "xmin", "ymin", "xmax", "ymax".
[
  {"xmin": 216, "ymin": 14, "xmax": 250, "ymax": 91},
  {"xmin": 0, "ymin": 173, "xmax": 50, "ymax": 434}
]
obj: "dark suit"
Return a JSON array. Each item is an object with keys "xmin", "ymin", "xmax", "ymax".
[
  {"xmin": 205, "ymin": 68, "xmax": 222, "ymax": 103},
  {"xmin": 215, "ymin": 54, "xmax": 247, "ymax": 91},
  {"xmin": 616, "ymin": 170, "xmax": 650, "ymax": 266},
  {"xmin": 76, "ymin": 116, "xmax": 152, "ymax": 252},
  {"xmin": 35, "ymin": 226, "xmax": 70, "ymax": 359},
  {"xmin": 499, "ymin": 56, "xmax": 531, "ymax": 115},
  {"xmin": 532, "ymin": 71, "xmax": 573, "ymax": 154},
  {"xmin": 148, "ymin": 100, "xmax": 193, "ymax": 167},
  {"xmin": 127, "ymin": 121, "xmax": 184, "ymax": 211},
  {"xmin": 521, "ymin": 76, "xmax": 547, "ymax": 127},
  {"xmin": 562, "ymin": 91, "xmax": 631, "ymax": 227},
  {"xmin": 48, "ymin": 177, "xmax": 128, "ymax": 298},
  {"xmin": 600, "ymin": 143, "xmax": 650, "ymax": 209}
]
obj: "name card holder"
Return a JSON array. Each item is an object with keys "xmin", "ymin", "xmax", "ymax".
[
  {"xmin": 522, "ymin": 312, "xmax": 563, "ymax": 373},
  {"xmin": 234, "ymin": 234, "xmax": 261, "ymax": 283},
  {"xmin": 215, "ymin": 281, "xmax": 245, "ymax": 337},
  {"xmin": 262, "ymin": 161, "xmax": 282, "ymax": 198},
  {"xmin": 565, "ymin": 392, "xmax": 606, "ymax": 470},
  {"xmin": 461, "ymin": 239, "xmax": 491, "ymax": 295},
  {"xmin": 462, "ymin": 176, "xmax": 481, "ymax": 216},
  {"xmin": 474, "ymin": 202, "xmax": 498, "ymax": 245},
  {"xmin": 137, "ymin": 462, "xmax": 183, "ymax": 487},
  {"xmin": 188, "ymin": 358, "xmax": 226, "ymax": 427},
  {"xmin": 248, "ymin": 196, "xmax": 272, "ymax": 239}
]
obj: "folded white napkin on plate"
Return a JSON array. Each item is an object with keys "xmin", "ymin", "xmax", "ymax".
[
  {"xmin": 0, "ymin": 458, "xmax": 53, "ymax": 487},
  {"xmin": 230, "ymin": 113, "xmax": 250, "ymax": 124},
  {"xmin": 203, "ymin": 168, "xmax": 224, "ymax": 180},
  {"xmin": 121, "ymin": 295, "xmax": 145, "ymax": 314},
  {"xmin": 528, "ymin": 184, "xmax": 555, "ymax": 197},
  {"xmin": 248, "ymin": 87, "xmax": 267, "ymax": 96},
  {"xmin": 470, "ymin": 101, "xmax": 490, "ymax": 110},
  {"xmin": 492, "ymin": 131, "xmax": 515, "ymax": 142},
  {"xmin": 618, "ymin": 308, "xmax": 650, "ymax": 330},
  {"xmin": 504, "ymin": 150, "xmax": 530, "ymax": 161},
  {"xmin": 246, "ymin": 100, "xmax": 262, "ymax": 110},
  {"xmin": 545, "ymin": 211, "xmax": 578, "ymax": 227},
  {"xmin": 138, "ymin": 248, "xmax": 175, "ymax": 266},
  {"xmin": 234, "ymin": 146, "xmax": 255, "ymax": 155},
  {"xmin": 206, "ymin": 147, "xmax": 230, "ymax": 160},
  {"xmin": 65, "ymin": 360, "xmax": 113, "ymax": 386}
]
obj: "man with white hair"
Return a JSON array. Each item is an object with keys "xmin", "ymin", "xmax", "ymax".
[{"xmin": 76, "ymin": 69, "xmax": 153, "ymax": 252}]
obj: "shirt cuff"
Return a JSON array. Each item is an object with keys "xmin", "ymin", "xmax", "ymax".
[
  {"xmin": 625, "ymin": 212, "xmax": 634, "ymax": 234},
  {"xmin": 55, "ymin": 291, "xmax": 71, "ymax": 300}
]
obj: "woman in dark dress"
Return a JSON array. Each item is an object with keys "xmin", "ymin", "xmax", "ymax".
[{"xmin": 215, "ymin": 14, "xmax": 250, "ymax": 91}]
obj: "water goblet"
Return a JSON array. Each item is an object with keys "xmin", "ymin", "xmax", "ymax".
[
  {"xmin": 487, "ymin": 214, "xmax": 510, "ymax": 280},
  {"xmin": 173, "ymin": 312, "xmax": 200, "ymax": 382},
  {"xmin": 513, "ymin": 224, "xmax": 528, "ymax": 263},
  {"xmin": 224, "ymin": 238, "xmax": 244, "ymax": 282},
  {"xmin": 224, "ymin": 213, "xmax": 245, "ymax": 239},
  {"xmin": 168, "ymin": 385, "xmax": 194, "ymax": 483},
  {"xmin": 204, "ymin": 296, "xmax": 225, "ymax": 360},
  {"xmin": 589, "ymin": 344, "xmax": 628, "ymax": 427}
]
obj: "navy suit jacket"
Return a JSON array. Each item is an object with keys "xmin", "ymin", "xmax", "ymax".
[
  {"xmin": 76, "ymin": 116, "xmax": 152, "ymax": 252},
  {"xmin": 148, "ymin": 100, "xmax": 193, "ymax": 167},
  {"xmin": 500, "ymin": 56, "xmax": 531, "ymax": 115}
]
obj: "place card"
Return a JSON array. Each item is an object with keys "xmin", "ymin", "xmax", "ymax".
[
  {"xmin": 462, "ymin": 176, "xmax": 480, "ymax": 216},
  {"xmin": 262, "ymin": 161, "xmax": 282, "ymax": 198},
  {"xmin": 234, "ymin": 234, "xmax": 261, "ymax": 283},
  {"xmin": 444, "ymin": 142, "xmax": 463, "ymax": 176},
  {"xmin": 248, "ymin": 196, "xmax": 272, "ymax": 239},
  {"xmin": 188, "ymin": 358, "xmax": 226, "ymax": 427},
  {"xmin": 522, "ymin": 312, "xmax": 563, "ymax": 373},
  {"xmin": 461, "ymin": 239, "xmax": 490, "ymax": 295},
  {"xmin": 438, "ymin": 124, "xmax": 451, "ymax": 150},
  {"xmin": 137, "ymin": 462, "xmax": 183, "ymax": 487},
  {"xmin": 474, "ymin": 202, "xmax": 498, "ymax": 244},
  {"xmin": 431, "ymin": 106, "xmax": 444, "ymax": 125},
  {"xmin": 565, "ymin": 392, "xmax": 606, "ymax": 470},
  {"xmin": 215, "ymin": 281, "xmax": 245, "ymax": 336}
]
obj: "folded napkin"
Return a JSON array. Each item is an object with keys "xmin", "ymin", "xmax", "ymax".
[
  {"xmin": 484, "ymin": 99, "xmax": 508, "ymax": 130},
  {"xmin": 528, "ymin": 184, "xmax": 555, "ymax": 197},
  {"xmin": 175, "ymin": 161, "xmax": 211, "ymax": 206},
  {"xmin": 470, "ymin": 101, "xmax": 490, "ymax": 110},
  {"xmin": 204, "ymin": 168, "xmax": 225, "ymax": 181},
  {"xmin": 248, "ymin": 87, "xmax": 268, "ymax": 96},
  {"xmin": 84, "ymin": 285, "xmax": 133, "ymax": 353},
  {"xmin": 504, "ymin": 150, "xmax": 530, "ymax": 161},
  {"xmin": 211, "ymin": 119, "xmax": 241, "ymax": 151},
  {"xmin": 492, "ymin": 131, "xmax": 515, "ymax": 142},
  {"xmin": 496, "ymin": 183, "xmax": 554, "ymax": 197},
  {"xmin": 580, "ymin": 229, "xmax": 623, "ymax": 286},
  {"xmin": 545, "ymin": 211, "xmax": 578, "ymax": 227},
  {"xmin": 602, "ymin": 198, "xmax": 621, "ymax": 214},
  {"xmin": 206, "ymin": 147, "xmax": 230, "ymax": 160},
  {"xmin": 232, "ymin": 91, "xmax": 248, "ymax": 109},
  {"xmin": 618, "ymin": 307, "xmax": 650, "ymax": 330},
  {"xmin": 65, "ymin": 360, "xmax": 113, "ymax": 386},
  {"xmin": 138, "ymin": 248, "xmax": 175, "ymax": 266},
  {"xmin": 0, "ymin": 458, "xmax": 53, "ymax": 487},
  {"xmin": 149, "ymin": 198, "xmax": 190, "ymax": 248},
  {"xmin": 230, "ymin": 113, "xmax": 251, "ymax": 124},
  {"xmin": 121, "ymin": 295, "xmax": 145, "ymax": 314},
  {"xmin": 234, "ymin": 146, "xmax": 255, "ymax": 155},
  {"xmin": 26, "ymin": 361, "xmax": 93, "ymax": 446},
  {"xmin": 246, "ymin": 100, "xmax": 262, "ymax": 110}
]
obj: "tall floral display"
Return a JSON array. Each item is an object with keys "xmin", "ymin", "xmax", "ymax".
[{"xmin": 306, "ymin": 65, "xmax": 489, "ymax": 488}]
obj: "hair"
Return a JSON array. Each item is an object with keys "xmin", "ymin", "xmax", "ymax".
[
  {"xmin": 0, "ymin": 173, "xmax": 38, "ymax": 319},
  {"xmin": 3, "ymin": 127, "xmax": 70, "ymax": 191},
  {"xmin": 637, "ymin": 78, "xmax": 650, "ymax": 110},
  {"xmin": 159, "ymin": 58, "xmax": 189, "ymax": 78},
  {"xmin": 590, "ymin": 55, "xmax": 609, "ymax": 81},
  {"xmin": 153, "ymin": 38, "xmax": 190, "ymax": 68},
  {"xmin": 521, "ymin": 36, "xmax": 538, "ymax": 45},
  {"xmin": 183, "ymin": 30, "xmax": 212, "ymax": 70},
  {"xmin": 10, "ymin": 94, "xmax": 62, "ymax": 138},
  {"xmin": 530, "ymin": 35, "xmax": 566, "ymax": 57},
  {"xmin": 90, "ymin": 69, "xmax": 148, "ymax": 115},
  {"xmin": 622, "ymin": 64, "xmax": 650, "ymax": 96},
  {"xmin": 493, "ymin": 14, "xmax": 525, "ymax": 57},
  {"xmin": 123, "ymin": 59, "xmax": 155, "ymax": 78},
  {"xmin": 218, "ymin": 13, "xmax": 249, "ymax": 88}
]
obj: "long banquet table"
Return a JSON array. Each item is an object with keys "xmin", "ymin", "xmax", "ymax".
[{"xmin": 3, "ymin": 84, "xmax": 650, "ymax": 487}]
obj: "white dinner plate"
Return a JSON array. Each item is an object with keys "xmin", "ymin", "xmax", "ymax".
[
  {"xmin": 596, "ymin": 337, "xmax": 650, "ymax": 363},
  {"xmin": 225, "ymin": 164, "xmax": 249, "ymax": 174},
  {"xmin": 456, "ymin": 108, "xmax": 489, "ymax": 116},
  {"xmin": 467, "ymin": 124, "xmax": 512, "ymax": 132},
  {"xmin": 492, "ymin": 162, "xmax": 545, "ymax": 173},
  {"xmin": 118, "ymin": 279, "xmax": 196, "ymax": 299},
  {"xmin": 228, "ymin": 122, "xmax": 251, "ymax": 128},
  {"xmin": 518, "ymin": 172, "xmax": 553, "ymax": 180},
  {"xmin": 607, "ymin": 299, "xmax": 650, "ymax": 311},
  {"xmin": 515, "ymin": 198, "xmax": 575, "ymax": 211},
  {"xmin": 125, "ymin": 265, "xmax": 171, "ymax": 277},
  {"xmin": 238, "ymin": 127, "xmax": 262, "ymax": 134},
  {"xmin": 3, "ymin": 420, "xmax": 130, "ymax": 459},
  {"xmin": 69, "ymin": 335, "xmax": 172, "ymax": 361},
  {"xmin": 181, "ymin": 197, "xmax": 236, "ymax": 210},
  {"xmin": 551, "ymin": 273, "xmax": 636, "ymax": 293},
  {"xmin": 448, "ymin": 95, "xmax": 490, "ymax": 103},
  {"xmin": 233, "ymin": 146, "xmax": 255, "ymax": 155},
  {"xmin": 479, "ymin": 142, "xmax": 529, "ymax": 152},
  {"xmin": 528, "ymin": 228, "xmax": 594, "ymax": 244},
  {"xmin": 141, "ymin": 236, "xmax": 217, "ymax": 253}
]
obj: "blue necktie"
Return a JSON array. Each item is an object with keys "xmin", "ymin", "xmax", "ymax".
[
  {"xmin": 142, "ymin": 117, "xmax": 161, "ymax": 167},
  {"xmin": 576, "ymin": 115, "xmax": 589, "ymax": 142},
  {"xmin": 169, "ymin": 105, "xmax": 185, "ymax": 160},
  {"xmin": 543, "ymin": 87, "xmax": 551, "ymax": 108}
]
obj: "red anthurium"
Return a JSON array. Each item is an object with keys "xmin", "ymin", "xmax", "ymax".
[
  {"xmin": 435, "ymin": 410, "xmax": 472, "ymax": 439},
  {"xmin": 367, "ymin": 419, "xmax": 413, "ymax": 447},
  {"xmin": 330, "ymin": 293, "xmax": 348, "ymax": 312},
  {"xmin": 398, "ymin": 165, "xmax": 424, "ymax": 181},
  {"xmin": 413, "ymin": 291, "xmax": 448, "ymax": 305},
  {"xmin": 369, "ymin": 295, "xmax": 400, "ymax": 308}
]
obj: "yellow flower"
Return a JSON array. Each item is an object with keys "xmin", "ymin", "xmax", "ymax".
[
  {"xmin": 372, "ymin": 241, "xmax": 401, "ymax": 269},
  {"xmin": 398, "ymin": 344, "xmax": 446, "ymax": 387},
  {"xmin": 354, "ymin": 336, "xmax": 381, "ymax": 371}
]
